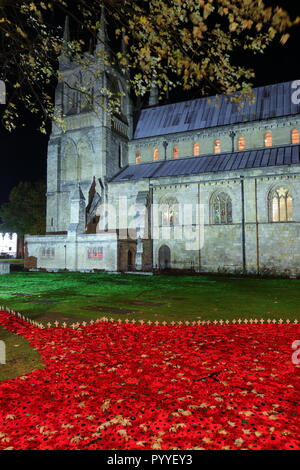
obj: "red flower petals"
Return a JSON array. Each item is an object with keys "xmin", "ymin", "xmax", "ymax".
[{"xmin": 0, "ymin": 310, "xmax": 299, "ymax": 450}]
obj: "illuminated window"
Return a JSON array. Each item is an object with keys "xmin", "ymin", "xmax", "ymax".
[
  {"xmin": 238, "ymin": 136, "xmax": 246, "ymax": 151},
  {"xmin": 291, "ymin": 129, "xmax": 300, "ymax": 145},
  {"xmin": 135, "ymin": 151, "xmax": 141, "ymax": 164},
  {"xmin": 173, "ymin": 146, "xmax": 179, "ymax": 159},
  {"xmin": 88, "ymin": 247, "xmax": 104, "ymax": 259},
  {"xmin": 269, "ymin": 187, "xmax": 293, "ymax": 222},
  {"xmin": 211, "ymin": 192, "xmax": 232, "ymax": 224},
  {"xmin": 264, "ymin": 132, "xmax": 272, "ymax": 147},
  {"xmin": 214, "ymin": 140, "xmax": 221, "ymax": 154},
  {"xmin": 193, "ymin": 143, "xmax": 200, "ymax": 156},
  {"xmin": 153, "ymin": 148, "xmax": 159, "ymax": 161}
]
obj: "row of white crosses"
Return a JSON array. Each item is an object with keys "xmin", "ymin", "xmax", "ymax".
[{"xmin": 0, "ymin": 306, "xmax": 299, "ymax": 330}]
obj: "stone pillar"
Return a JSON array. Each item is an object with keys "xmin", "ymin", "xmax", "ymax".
[
  {"xmin": 135, "ymin": 236, "xmax": 143, "ymax": 271},
  {"xmin": 68, "ymin": 185, "xmax": 86, "ymax": 235}
]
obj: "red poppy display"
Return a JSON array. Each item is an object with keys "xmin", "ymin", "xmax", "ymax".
[{"xmin": 0, "ymin": 310, "xmax": 299, "ymax": 450}]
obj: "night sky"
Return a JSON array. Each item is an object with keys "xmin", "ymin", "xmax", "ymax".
[{"xmin": 0, "ymin": 3, "xmax": 299, "ymax": 205}]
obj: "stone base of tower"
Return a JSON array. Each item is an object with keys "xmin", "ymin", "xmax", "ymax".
[{"xmin": 25, "ymin": 232, "xmax": 118, "ymax": 272}]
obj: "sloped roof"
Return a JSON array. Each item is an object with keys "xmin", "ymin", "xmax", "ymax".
[
  {"xmin": 111, "ymin": 145, "xmax": 300, "ymax": 182},
  {"xmin": 134, "ymin": 81, "xmax": 300, "ymax": 139}
]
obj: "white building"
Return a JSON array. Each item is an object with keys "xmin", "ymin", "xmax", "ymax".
[{"xmin": 0, "ymin": 233, "xmax": 18, "ymax": 258}]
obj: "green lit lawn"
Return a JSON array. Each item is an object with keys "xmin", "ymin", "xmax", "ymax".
[
  {"xmin": 0, "ymin": 325, "xmax": 44, "ymax": 382},
  {"xmin": 0, "ymin": 271, "xmax": 299, "ymax": 324}
]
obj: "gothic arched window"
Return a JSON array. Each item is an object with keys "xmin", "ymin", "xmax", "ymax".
[
  {"xmin": 238, "ymin": 136, "xmax": 245, "ymax": 151},
  {"xmin": 269, "ymin": 187, "xmax": 293, "ymax": 222},
  {"xmin": 264, "ymin": 132, "xmax": 272, "ymax": 147},
  {"xmin": 193, "ymin": 143, "xmax": 200, "ymax": 156},
  {"xmin": 135, "ymin": 152, "xmax": 141, "ymax": 164},
  {"xmin": 214, "ymin": 140, "xmax": 221, "ymax": 154},
  {"xmin": 153, "ymin": 148, "xmax": 159, "ymax": 161},
  {"xmin": 159, "ymin": 197, "xmax": 179, "ymax": 226},
  {"xmin": 173, "ymin": 146, "xmax": 179, "ymax": 159},
  {"xmin": 211, "ymin": 192, "xmax": 232, "ymax": 224},
  {"xmin": 291, "ymin": 129, "xmax": 300, "ymax": 145}
]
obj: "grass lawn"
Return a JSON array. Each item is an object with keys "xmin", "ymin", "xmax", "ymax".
[
  {"xmin": 0, "ymin": 271, "xmax": 299, "ymax": 325},
  {"xmin": 0, "ymin": 325, "xmax": 44, "ymax": 382}
]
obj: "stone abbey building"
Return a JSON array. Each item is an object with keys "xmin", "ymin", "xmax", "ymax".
[{"xmin": 25, "ymin": 19, "xmax": 300, "ymax": 276}]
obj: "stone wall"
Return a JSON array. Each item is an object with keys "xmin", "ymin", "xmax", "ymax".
[
  {"xmin": 25, "ymin": 233, "xmax": 118, "ymax": 272},
  {"xmin": 109, "ymin": 163, "xmax": 300, "ymax": 275},
  {"xmin": 129, "ymin": 117, "xmax": 300, "ymax": 164}
]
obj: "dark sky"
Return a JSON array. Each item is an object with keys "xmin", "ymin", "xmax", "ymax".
[{"xmin": 0, "ymin": 3, "xmax": 300, "ymax": 205}]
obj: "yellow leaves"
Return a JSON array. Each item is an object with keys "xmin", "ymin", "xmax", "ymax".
[
  {"xmin": 77, "ymin": 401, "xmax": 86, "ymax": 409},
  {"xmin": 16, "ymin": 26, "xmax": 27, "ymax": 39},
  {"xmin": 229, "ymin": 22, "xmax": 238, "ymax": 32},
  {"xmin": 280, "ymin": 33, "xmax": 290, "ymax": 45},
  {"xmin": 29, "ymin": 3, "xmax": 37, "ymax": 12}
]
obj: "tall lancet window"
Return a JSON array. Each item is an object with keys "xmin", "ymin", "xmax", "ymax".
[
  {"xmin": 238, "ymin": 136, "xmax": 246, "ymax": 151},
  {"xmin": 153, "ymin": 148, "xmax": 159, "ymax": 161},
  {"xmin": 291, "ymin": 129, "xmax": 300, "ymax": 144},
  {"xmin": 264, "ymin": 132, "xmax": 272, "ymax": 147},
  {"xmin": 193, "ymin": 143, "xmax": 200, "ymax": 156},
  {"xmin": 214, "ymin": 140, "xmax": 221, "ymax": 154},
  {"xmin": 173, "ymin": 146, "xmax": 179, "ymax": 159},
  {"xmin": 269, "ymin": 187, "xmax": 293, "ymax": 222},
  {"xmin": 135, "ymin": 152, "xmax": 141, "ymax": 164}
]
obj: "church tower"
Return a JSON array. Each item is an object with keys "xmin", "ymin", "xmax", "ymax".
[{"xmin": 46, "ymin": 11, "xmax": 133, "ymax": 234}]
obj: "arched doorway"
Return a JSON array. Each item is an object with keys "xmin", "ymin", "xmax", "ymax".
[
  {"xmin": 127, "ymin": 250, "xmax": 134, "ymax": 271},
  {"xmin": 158, "ymin": 245, "xmax": 171, "ymax": 270}
]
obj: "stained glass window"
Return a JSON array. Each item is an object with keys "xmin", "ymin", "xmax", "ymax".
[
  {"xmin": 211, "ymin": 192, "xmax": 232, "ymax": 224},
  {"xmin": 153, "ymin": 148, "xmax": 159, "ymax": 161},
  {"xmin": 269, "ymin": 187, "xmax": 292, "ymax": 222},
  {"xmin": 135, "ymin": 152, "xmax": 141, "ymax": 164}
]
